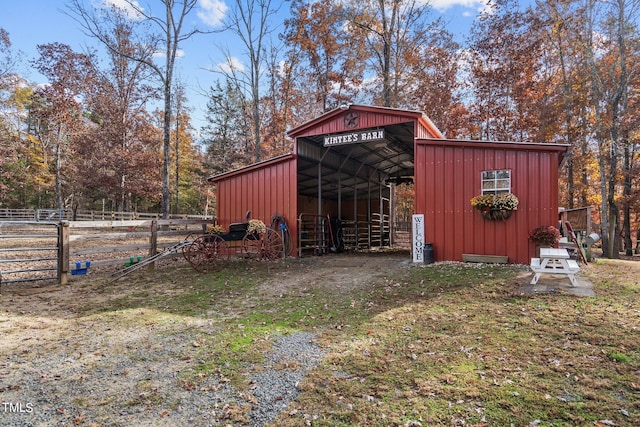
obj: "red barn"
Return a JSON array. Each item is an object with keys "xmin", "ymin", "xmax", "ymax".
[{"xmin": 209, "ymin": 105, "xmax": 568, "ymax": 265}]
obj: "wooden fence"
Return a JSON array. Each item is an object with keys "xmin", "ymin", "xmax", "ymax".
[
  {"xmin": 0, "ymin": 208, "xmax": 212, "ymax": 222},
  {"xmin": 0, "ymin": 219, "xmax": 213, "ymax": 289}
]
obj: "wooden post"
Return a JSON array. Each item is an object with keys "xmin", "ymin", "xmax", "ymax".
[
  {"xmin": 149, "ymin": 220, "xmax": 158, "ymax": 270},
  {"xmin": 58, "ymin": 222, "xmax": 70, "ymax": 285}
]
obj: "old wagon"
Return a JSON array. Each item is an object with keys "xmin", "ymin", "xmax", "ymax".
[{"xmin": 182, "ymin": 217, "xmax": 285, "ymax": 272}]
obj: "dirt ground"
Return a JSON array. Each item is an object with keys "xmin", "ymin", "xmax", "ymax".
[
  {"xmin": 1, "ymin": 250, "xmax": 636, "ymax": 426},
  {"xmin": 0, "ymin": 251, "xmax": 414, "ymax": 426}
]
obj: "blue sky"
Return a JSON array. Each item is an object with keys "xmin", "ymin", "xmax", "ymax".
[{"xmin": 1, "ymin": 0, "xmax": 501, "ymax": 132}]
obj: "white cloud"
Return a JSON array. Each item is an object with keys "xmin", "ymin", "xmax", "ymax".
[
  {"xmin": 276, "ymin": 60, "xmax": 292, "ymax": 77},
  {"xmin": 198, "ymin": 0, "xmax": 227, "ymax": 27},
  {"xmin": 426, "ymin": 0, "xmax": 488, "ymax": 13},
  {"xmin": 153, "ymin": 49, "xmax": 185, "ymax": 59},
  {"xmin": 217, "ymin": 56, "xmax": 244, "ymax": 74},
  {"xmin": 101, "ymin": 0, "xmax": 145, "ymax": 20}
]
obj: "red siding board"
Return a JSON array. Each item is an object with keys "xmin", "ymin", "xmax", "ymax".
[
  {"xmin": 415, "ymin": 139, "xmax": 567, "ymax": 265},
  {"xmin": 443, "ymin": 147, "xmax": 456, "ymax": 260},
  {"xmin": 213, "ymin": 156, "xmax": 298, "ymax": 255}
]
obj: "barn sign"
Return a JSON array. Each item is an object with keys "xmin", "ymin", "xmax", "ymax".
[
  {"xmin": 412, "ymin": 214, "xmax": 424, "ymax": 263},
  {"xmin": 323, "ymin": 128, "xmax": 385, "ymax": 147}
]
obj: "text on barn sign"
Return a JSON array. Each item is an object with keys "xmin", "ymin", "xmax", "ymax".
[
  {"xmin": 412, "ymin": 214, "xmax": 424, "ymax": 263},
  {"xmin": 323, "ymin": 129, "xmax": 385, "ymax": 147}
]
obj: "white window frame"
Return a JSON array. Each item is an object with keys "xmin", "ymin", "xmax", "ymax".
[{"xmin": 481, "ymin": 169, "xmax": 511, "ymax": 194}]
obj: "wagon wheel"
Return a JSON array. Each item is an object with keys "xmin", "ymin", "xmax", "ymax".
[
  {"xmin": 241, "ymin": 231, "xmax": 262, "ymax": 265},
  {"xmin": 183, "ymin": 234, "xmax": 229, "ymax": 273},
  {"xmin": 262, "ymin": 228, "xmax": 285, "ymax": 260},
  {"xmin": 183, "ymin": 231, "xmax": 202, "ymax": 245},
  {"xmin": 241, "ymin": 228, "xmax": 284, "ymax": 266}
]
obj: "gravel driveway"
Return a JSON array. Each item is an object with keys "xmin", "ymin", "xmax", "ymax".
[{"xmin": 1, "ymin": 253, "xmax": 408, "ymax": 426}]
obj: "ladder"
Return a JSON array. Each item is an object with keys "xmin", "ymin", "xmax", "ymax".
[
  {"xmin": 109, "ymin": 240, "xmax": 192, "ymax": 282},
  {"xmin": 564, "ymin": 221, "xmax": 588, "ymax": 264}
]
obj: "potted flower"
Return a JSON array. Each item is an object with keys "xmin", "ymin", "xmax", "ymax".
[
  {"xmin": 529, "ymin": 225, "xmax": 561, "ymax": 247},
  {"xmin": 247, "ymin": 219, "xmax": 267, "ymax": 234},
  {"xmin": 470, "ymin": 193, "xmax": 519, "ymax": 220},
  {"xmin": 206, "ymin": 224, "xmax": 226, "ymax": 235}
]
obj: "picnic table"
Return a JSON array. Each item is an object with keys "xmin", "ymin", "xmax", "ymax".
[{"xmin": 530, "ymin": 247, "xmax": 580, "ymax": 286}]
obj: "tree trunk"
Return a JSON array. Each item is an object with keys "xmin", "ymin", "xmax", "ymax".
[
  {"xmin": 175, "ymin": 114, "xmax": 180, "ymax": 215},
  {"xmin": 161, "ymin": 0, "xmax": 173, "ymax": 220},
  {"xmin": 55, "ymin": 140, "xmax": 64, "ymax": 211},
  {"xmin": 623, "ymin": 145, "xmax": 633, "ymax": 256}
]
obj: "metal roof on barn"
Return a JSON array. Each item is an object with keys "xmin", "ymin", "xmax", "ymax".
[{"xmin": 287, "ymin": 104, "xmax": 443, "ymax": 199}]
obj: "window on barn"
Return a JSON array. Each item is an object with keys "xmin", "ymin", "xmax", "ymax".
[{"xmin": 481, "ymin": 170, "xmax": 511, "ymax": 194}]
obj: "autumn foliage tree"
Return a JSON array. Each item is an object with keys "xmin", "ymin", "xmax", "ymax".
[
  {"xmin": 28, "ymin": 43, "xmax": 95, "ymax": 211},
  {"xmin": 76, "ymin": 22, "xmax": 162, "ymax": 213},
  {"xmin": 468, "ymin": 0, "xmax": 553, "ymax": 142},
  {"xmin": 0, "ymin": 29, "xmax": 32, "ymax": 206},
  {"xmin": 168, "ymin": 83, "xmax": 204, "ymax": 214},
  {"xmin": 283, "ymin": 0, "xmax": 367, "ymax": 114}
]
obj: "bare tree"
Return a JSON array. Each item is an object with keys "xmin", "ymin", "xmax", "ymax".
[
  {"xmin": 218, "ymin": 0, "xmax": 281, "ymax": 162},
  {"xmin": 343, "ymin": 0, "xmax": 434, "ymax": 108},
  {"xmin": 67, "ymin": 0, "xmax": 207, "ymax": 218},
  {"xmin": 0, "ymin": 28, "xmax": 20, "ymax": 83}
]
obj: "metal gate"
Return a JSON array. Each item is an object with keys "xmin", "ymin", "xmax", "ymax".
[{"xmin": 0, "ymin": 221, "xmax": 65, "ymax": 291}]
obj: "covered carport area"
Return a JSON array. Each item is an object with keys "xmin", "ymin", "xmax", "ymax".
[{"xmin": 288, "ymin": 105, "xmax": 444, "ymax": 256}]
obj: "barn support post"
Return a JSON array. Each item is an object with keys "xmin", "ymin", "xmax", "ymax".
[
  {"xmin": 389, "ymin": 183, "xmax": 395, "ymax": 247},
  {"xmin": 57, "ymin": 221, "xmax": 69, "ymax": 285},
  {"xmin": 337, "ymin": 150, "xmax": 354, "ymax": 221},
  {"xmin": 338, "ymin": 175, "xmax": 342, "ymax": 219},
  {"xmin": 379, "ymin": 183, "xmax": 384, "ymax": 248},
  {"xmin": 317, "ymin": 161, "xmax": 322, "ymax": 216},
  {"xmin": 354, "ymin": 162, "xmax": 366, "ymax": 250},
  {"xmin": 353, "ymin": 182, "xmax": 358, "ymax": 249},
  {"xmin": 149, "ymin": 220, "xmax": 158, "ymax": 270},
  {"xmin": 368, "ymin": 176, "xmax": 372, "ymax": 248},
  {"xmin": 317, "ymin": 148, "xmax": 332, "ymax": 217}
]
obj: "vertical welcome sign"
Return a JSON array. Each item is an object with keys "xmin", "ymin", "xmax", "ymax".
[{"xmin": 412, "ymin": 214, "xmax": 424, "ymax": 263}]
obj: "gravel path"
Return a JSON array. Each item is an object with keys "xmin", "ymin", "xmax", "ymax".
[
  {"xmin": 1, "ymin": 313, "xmax": 325, "ymax": 427},
  {"xmin": 248, "ymin": 332, "xmax": 326, "ymax": 426},
  {"xmin": 1, "ymin": 253, "xmax": 406, "ymax": 426}
]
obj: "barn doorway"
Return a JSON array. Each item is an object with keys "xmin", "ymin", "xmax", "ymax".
[{"xmin": 294, "ymin": 119, "xmax": 416, "ymax": 256}]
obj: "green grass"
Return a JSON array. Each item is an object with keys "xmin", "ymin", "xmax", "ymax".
[
  {"xmin": 80, "ymin": 256, "xmax": 639, "ymax": 426},
  {"xmin": 608, "ymin": 351, "xmax": 632, "ymax": 364}
]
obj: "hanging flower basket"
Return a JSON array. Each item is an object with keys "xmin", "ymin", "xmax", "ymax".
[
  {"xmin": 479, "ymin": 209, "xmax": 513, "ymax": 221},
  {"xmin": 471, "ymin": 193, "xmax": 518, "ymax": 221}
]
